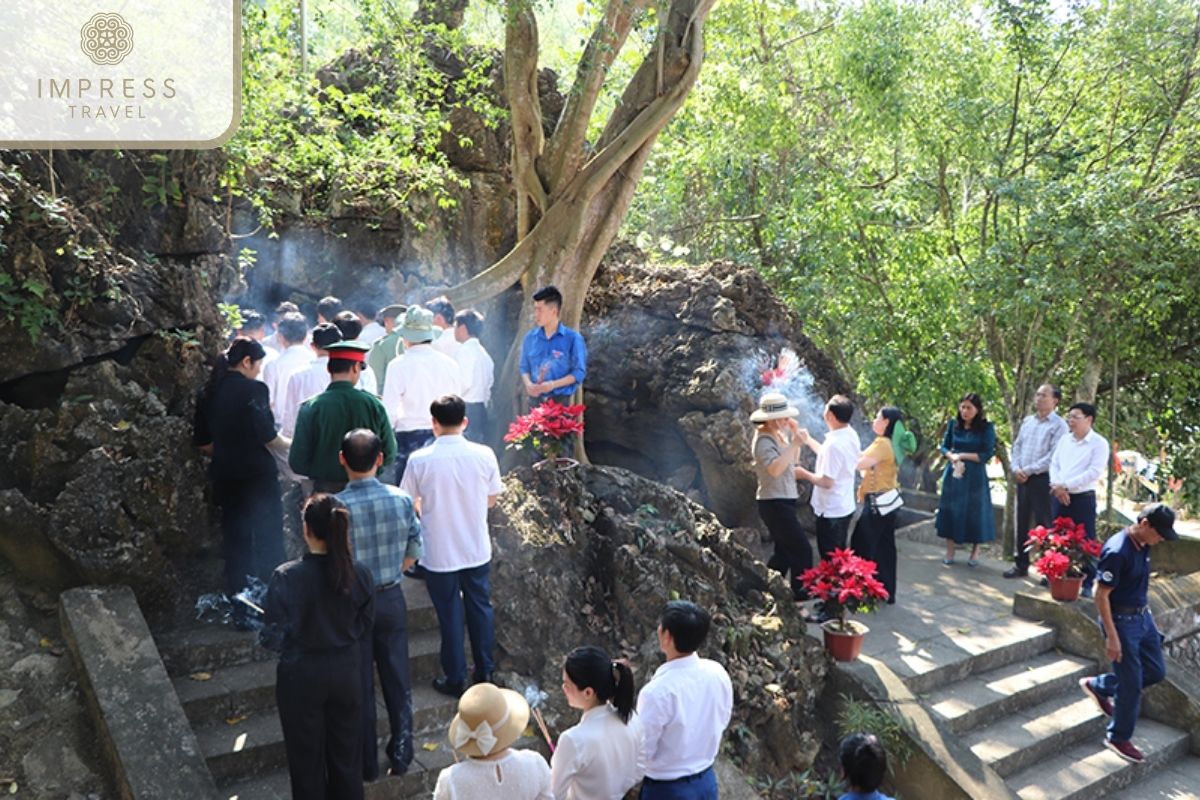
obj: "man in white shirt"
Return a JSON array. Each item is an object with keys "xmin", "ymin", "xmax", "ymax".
[
  {"xmin": 331, "ymin": 312, "xmax": 379, "ymax": 395},
  {"xmin": 1005, "ymin": 383, "xmax": 1069, "ymax": 578},
  {"xmin": 261, "ymin": 312, "xmax": 314, "ymax": 418},
  {"xmin": 1050, "ymin": 401, "xmax": 1110, "ymax": 597},
  {"xmin": 797, "ymin": 395, "xmax": 863, "ymax": 561},
  {"xmin": 278, "ymin": 323, "xmax": 342, "ymax": 437},
  {"xmin": 426, "ymin": 296, "xmax": 461, "ymax": 357},
  {"xmin": 262, "ymin": 301, "xmax": 300, "ymax": 353},
  {"xmin": 637, "ymin": 600, "xmax": 732, "ymax": 800},
  {"xmin": 401, "ymin": 395, "xmax": 502, "ymax": 698},
  {"xmin": 453, "ymin": 309, "xmax": 495, "ymax": 443},
  {"xmin": 383, "ymin": 306, "xmax": 462, "ymax": 484}
]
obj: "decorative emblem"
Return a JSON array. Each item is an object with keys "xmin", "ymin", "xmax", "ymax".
[{"xmin": 80, "ymin": 13, "xmax": 134, "ymax": 66}]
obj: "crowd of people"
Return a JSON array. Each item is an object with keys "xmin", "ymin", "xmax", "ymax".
[{"xmin": 750, "ymin": 383, "xmax": 1181, "ymax": 769}]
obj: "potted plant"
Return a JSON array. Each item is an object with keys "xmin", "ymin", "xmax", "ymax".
[
  {"xmin": 1025, "ymin": 516, "xmax": 1103, "ymax": 602},
  {"xmin": 800, "ymin": 548, "xmax": 890, "ymax": 662},
  {"xmin": 503, "ymin": 400, "xmax": 586, "ymax": 470}
]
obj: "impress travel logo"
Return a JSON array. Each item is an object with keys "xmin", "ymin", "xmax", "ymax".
[{"xmin": 0, "ymin": 2, "xmax": 241, "ymax": 148}]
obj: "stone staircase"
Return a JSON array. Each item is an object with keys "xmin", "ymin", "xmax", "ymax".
[
  {"xmin": 155, "ymin": 579, "xmax": 479, "ymax": 800},
  {"xmin": 916, "ymin": 627, "xmax": 1198, "ymax": 799}
]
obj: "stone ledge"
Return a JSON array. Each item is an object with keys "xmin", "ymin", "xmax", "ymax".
[
  {"xmin": 59, "ymin": 585, "xmax": 219, "ymax": 800},
  {"xmin": 822, "ymin": 653, "xmax": 1018, "ymax": 800}
]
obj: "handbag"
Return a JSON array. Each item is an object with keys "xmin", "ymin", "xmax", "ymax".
[{"xmin": 870, "ymin": 488, "xmax": 904, "ymax": 516}]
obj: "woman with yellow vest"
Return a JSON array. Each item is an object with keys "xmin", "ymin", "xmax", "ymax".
[{"xmin": 852, "ymin": 407, "xmax": 916, "ymax": 604}]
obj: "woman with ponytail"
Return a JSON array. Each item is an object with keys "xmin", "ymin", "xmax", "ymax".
[
  {"xmin": 852, "ymin": 406, "xmax": 917, "ymax": 604},
  {"xmin": 551, "ymin": 646, "xmax": 644, "ymax": 799},
  {"xmin": 263, "ymin": 493, "xmax": 375, "ymax": 800},
  {"xmin": 192, "ymin": 336, "xmax": 288, "ymax": 627}
]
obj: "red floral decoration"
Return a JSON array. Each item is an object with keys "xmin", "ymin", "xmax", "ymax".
[
  {"xmin": 504, "ymin": 400, "xmax": 586, "ymax": 461},
  {"xmin": 1026, "ymin": 516, "xmax": 1103, "ymax": 581},
  {"xmin": 800, "ymin": 548, "xmax": 890, "ymax": 632}
]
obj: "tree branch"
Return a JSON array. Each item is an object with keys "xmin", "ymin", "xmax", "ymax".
[
  {"xmin": 1140, "ymin": 10, "xmax": 1200, "ymax": 194},
  {"xmin": 505, "ymin": 0, "xmax": 545, "ymax": 238}
]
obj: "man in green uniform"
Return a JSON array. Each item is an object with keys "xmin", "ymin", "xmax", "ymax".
[
  {"xmin": 367, "ymin": 304, "xmax": 406, "ymax": 397},
  {"xmin": 289, "ymin": 341, "xmax": 397, "ymax": 493}
]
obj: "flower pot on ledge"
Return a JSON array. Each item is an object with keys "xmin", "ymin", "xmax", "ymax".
[
  {"xmin": 1048, "ymin": 575, "xmax": 1084, "ymax": 602},
  {"xmin": 822, "ymin": 619, "xmax": 869, "ymax": 662}
]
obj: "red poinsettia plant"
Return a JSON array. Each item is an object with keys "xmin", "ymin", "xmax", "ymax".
[
  {"xmin": 1026, "ymin": 516, "xmax": 1103, "ymax": 581},
  {"xmin": 504, "ymin": 400, "xmax": 586, "ymax": 461},
  {"xmin": 800, "ymin": 548, "xmax": 890, "ymax": 632}
]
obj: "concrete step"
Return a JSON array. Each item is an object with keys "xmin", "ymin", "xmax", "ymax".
[
  {"xmin": 219, "ymin": 736, "xmax": 546, "ymax": 799},
  {"xmin": 923, "ymin": 650, "xmax": 1094, "ymax": 734},
  {"xmin": 174, "ymin": 629, "xmax": 446, "ymax": 726},
  {"xmin": 1007, "ymin": 718, "xmax": 1191, "ymax": 800},
  {"xmin": 901, "ymin": 623, "xmax": 1056, "ymax": 696},
  {"xmin": 197, "ymin": 684, "xmax": 460, "ymax": 785},
  {"xmin": 965, "ymin": 695, "xmax": 1106, "ymax": 778},
  {"xmin": 1105, "ymin": 754, "xmax": 1200, "ymax": 799}
]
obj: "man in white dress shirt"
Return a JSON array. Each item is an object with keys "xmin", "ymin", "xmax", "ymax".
[
  {"xmin": 796, "ymin": 395, "xmax": 862, "ymax": 561},
  {"xmin": 278, "ymin": 323, "xmax": 342, "ymax": 437},
  {"xmin": 383, "ymin": 307, "xmax": 462, "ymax": 484},
  {"xmin": 1050, "ymin": 401, "xmax": 1110, "ymax": 597},
  {"xmin": 351, "ymin": 298, "xmax": 387, "ymax": 346},
  {"xmin": 426, "ymin": 296, "xmax": 461, "ymax": 357},
  {"xmin": 261, "ymin": 312, "xmax": 313, "ymax": 418},
  {"xmin": 1005, "ymin": 383, "xmax": 1068, "ymax": 578},
  {"xmin": 453, "ymin": 309, "xmax": 495, "ymax": 443},
  {"xmin": 262, "ymin": 301, "xmax": 300, "ymax": 353},
  {"xmin": 637, "ymin": 601, "xmax": 732, "ymax": 800},
  {"xmin": 401, "ymin": 395, "xmax": 502, "ymax": 698}
]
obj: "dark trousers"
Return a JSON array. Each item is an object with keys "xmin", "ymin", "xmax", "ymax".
[
  {"xmin": 391, "ymin": 429, "xmax": 434, "ymax": 485},
  {"xmin": 640, "ymin": 766, "xmax": 717, "ymax": 800},
  {"xmin": 424, "ymin": 562, "xmax": 496, "ymax": 685},
  {"xmin": 277, "ymin": 647, "xmax": 364, "ymax": 800},
  {"xmin": 815, "ymin": 513, "xmax": 853, "ymax": 561},
  {"xmin": 1051, "ymin": 490, "xmax": 1097, "ymax": 590},
  {"xmin": 757, "ymin": 499, "xmax": 813, "ymax": 600},
  {"xmin": 1014, "ymin": 473, "xmax": 1052, "ymax": 570},
  {"xmin": 1093, "ymin": 610, "xmax": 1166, "ymax": 742},
  {"xmin": 214, "ymin": 474, "xmax": 285, "ymax": 598},
  {"xmin": 360, "ymin": 584, "xmax": 413, "ymax": 780},
  {"xmin": 852, "ymin": 504, "xmax": 897, "ymax": 604},
  {"xmin": 464, "ymin": 402, "xmax": 489, "ymax": 444}
]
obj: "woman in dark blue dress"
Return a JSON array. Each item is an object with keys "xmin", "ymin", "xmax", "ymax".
[
  {"xmin": 935, "ymin": 392, "xmax": 996, "ymax": 566},
  {"xmin": 193, "ymin": 337, "xmax": 288, "ymax": 626}
]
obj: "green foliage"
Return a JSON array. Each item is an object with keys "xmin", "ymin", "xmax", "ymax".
[
  {"xmin": 141, "ymin": 153, "xmax": 182, "ymax": 209},
  {"xmin": 628, "ymin": 0, "xmax": 1200, "ymax": 487},
  {"xmin": 836, "ymin": 695, "xmax": 914, "ymax": 773},
  {"xmin": 223, "ymin": 0, "xmax": 503, "ymax": 232},
  {"xmin": 217, "ymin": 302, "xmax": 245, "ymax": 334},
  {"xmin": 0, "ymin": 273, "xmax": 59, "ymax": 339}
]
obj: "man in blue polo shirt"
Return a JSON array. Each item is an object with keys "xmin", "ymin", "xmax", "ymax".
[
  {"xmin": 519, "ymin": 285, "xmax": 587, "ymax": 406},
  {"xmin": 1078, "ymin": 503, "xmax": 1178, "ymax": 764}
]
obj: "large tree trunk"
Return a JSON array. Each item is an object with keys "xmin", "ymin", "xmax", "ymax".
[{"xmin": 444, "ymin": 0, "xmax": 718, "ymax": 455}]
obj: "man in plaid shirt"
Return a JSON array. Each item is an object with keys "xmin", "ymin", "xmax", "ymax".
[{"xmin": 337, "ymin": 429, "xmax": 423, "ymax": 780}]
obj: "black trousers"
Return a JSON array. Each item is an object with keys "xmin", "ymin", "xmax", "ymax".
[
  {"xmin": 1051, "ymin": 490, "xmax": 1098, "ymax": 591},
  {"xmin": 757, "ymin": 499, "xmax": 813, "ymax": 600},
  {"xmin": 277, "ymin": 646, "xmax": 364, "ymax": 800},
  {"xmin": 1014, "ymin": 473, "xmax": 1052, "ymax": 570},
  {"xmin": 464, "ymin": 402, "xmax": 489, "ymax": 444},
  {"xmin": 214, "ymin": 474, "xmax": 285, "ymax": 598},
  {"xmin": 815, "ymin": 513, "xmax": 853, "ymax": 561},
  {"xmin": 360, "ymin": 584, "xmax": 413, "ymax": 780},
  {"xmin": 851, "ymin": 504, "xmax": 897, "ymax": 604}
]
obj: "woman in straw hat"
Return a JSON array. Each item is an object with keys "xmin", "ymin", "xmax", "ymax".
[
  {"xmin": 434, "ymin": 683, "xmax": 552, "ymax": 799},
  {"xmin": 750, "ymin": 391, "xmax": 814, "ymax": 604}
]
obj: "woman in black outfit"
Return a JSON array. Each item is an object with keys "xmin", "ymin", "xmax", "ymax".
[
  {"xmin": 263, "ymin": 494, "xmax": 375, "ymax": 800},
  {"xmin": 193, "ymin": 337, "xmax": 287, "ymax": 623}
]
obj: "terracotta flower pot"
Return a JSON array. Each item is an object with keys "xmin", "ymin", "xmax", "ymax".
[
  {"xmin": 1049, "ymin": 575, "xmax": 1084, "ymax": 602},
  {"xmin": 822, "ymin": 620, "xmax": 869, "ymax": 662}
]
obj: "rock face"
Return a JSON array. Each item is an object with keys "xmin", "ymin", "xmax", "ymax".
[
  {"xmin": 582, "ymin": 252, "xmax": 865, "ymax": 529},
  {"xmin": 490, "ymin": 464, "xmax": 827, "ymax": 780}
]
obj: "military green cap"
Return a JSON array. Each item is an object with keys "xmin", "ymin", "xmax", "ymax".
[{"xmin": 325, "ymin": 340, "xmax": 371, "ymax": 362}]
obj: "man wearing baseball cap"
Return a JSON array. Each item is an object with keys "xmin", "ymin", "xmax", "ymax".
[{"xmin": 1079, "ymin": 502, "xmax": 1178, "ymax": 764}]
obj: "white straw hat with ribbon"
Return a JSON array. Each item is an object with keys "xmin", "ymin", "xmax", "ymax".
[{"xmin": 447, "ymin": 683, "xmax": 529, "ymax": 757}]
